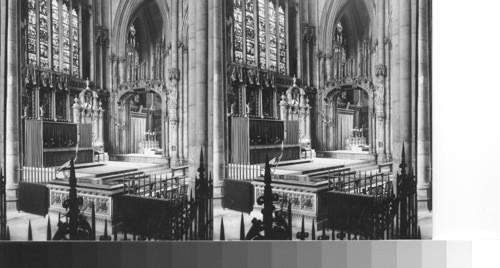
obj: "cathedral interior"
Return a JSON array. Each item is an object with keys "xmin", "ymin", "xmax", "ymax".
[{"xmin": 0, "ymin": 0, "xmax": 431, "ymax": 241}]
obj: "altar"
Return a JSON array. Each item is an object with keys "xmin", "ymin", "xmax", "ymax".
[
  {"xmin": 137, "ymin": 132, "xmax": 161, "ymax": 155},
  {"xmin": 252, "ymin": 174, "xmax": 332, "ymax": 228},
  {"xmin": 344, "ymin": 129, "xmax": 369, "ymax": 152}
]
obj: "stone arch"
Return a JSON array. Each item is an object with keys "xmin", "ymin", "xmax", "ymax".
[
  {"xmin": 322, "ymin": 83, "xmax": 374, "ymax": 152},
  {"xmin": 111, "ymin": 0, "xmax": 170, "ymax": 59},
  {"xmin": 116, "ymin": 87, "xmax": 165, "ymax": 155},
  {"xmin": 318, "ymin": 0, "xmax": 376, "ymax": 53}
]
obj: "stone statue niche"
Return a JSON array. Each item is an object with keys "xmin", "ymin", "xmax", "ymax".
[{"xmin": 72, "ymin": 82, "xmax": 105, "ymax": 154}]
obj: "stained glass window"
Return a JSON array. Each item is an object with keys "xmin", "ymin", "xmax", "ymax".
[
  {"xmin": 26, "ymin": 0, "xmax": 82, "ymax": 77},
  {"xmin": 62, "ymin": 0, "xmax": 70, "ymax": 74},
  {"xmin": 71, "ymin": 5, "xmax": 79, "ymax": 77},
  {"xmin": 39, "ymin": 0, "xmax": 49, "ymax": 69},
  {"xmin": 233, "ymin": 0, "xmax": 287, "ymax": 74},
  {"xmin": 233, "ymin": 0, "xmax": 244, "ymax": 63},
  {"xmin": 268, "ymin": 1, "xmax": 277, "ymax": 72},
  {"xmin": 52, "ymin": 0, "xmax": 60, "ymax": 71},
  {"xmin": 245, "ymin": 0, "xmax": 256, "ymax": 66},
  {"xmin": 278, "ymin": 5, "xmax": 286, "ymax": 75},
  {"xmin": 27, "ymin": 0, "xmax": 37, "ymax": 66},
  {"xmin": 257, "ymin": 0, "xmax": 266, "ymax": 69}
]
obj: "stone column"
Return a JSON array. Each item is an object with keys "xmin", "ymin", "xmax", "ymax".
[
  {"xmin": 5, "ymin": 0, "xmax": 21, "ymax": 203},
  {"xmin": 0, "ymin": 1, "xmax": 6, "ymax": 176},
  {"xmin": 295, "ymin": 2, "xmax": 302, "ymax": 79},
  {"xmin": 213, "ymin": 0, "xmax": 225, "ymax": 189},
  {"xmin": 325, "ymin": 53, "xmax": 333, "ymax": 81},
  {"xmin": 315, "ymin": 53, "xmax": 325, "ymax": 150},
  {"xmin": 189, "ymin": 0, "xmax": 209, "ymax": 179},
  {"xmin": 115, "ymin": 104, "xmax": 122, "ymax": 153},
  {"xmin": 385, "ymin": 40, "xmax": 392, "ymax": 160},
  {"xmin": 330, "ymin": 102, "xmax": 335, "ymax": 150},
  {"xmin": 182, "ymin": 49, "xmax": 189, "ymax": 163},
  {"xmin": 400, "ymin": 0, "xmax": 412, "ymax": 166},
  {"xmin": 321, "ymin": 100, "xmax": 327, "ymax": 151},
  {"xmin": 161, "ymin": 93, "xmax": 168, "ymax": 158},
  {"xmin": 391, "ymin": 0, "xmax": 401, "ymax": 164},
  {"xmin": 118, "ymin": 57, "xmax": 127, "ymax": 85},
  {"xmin": 188, "ymin": 0, "xmax": 198, "ymax": 180},
  {"xmin": 305, "ymin": 99, "xmax": 311, "ymax": 139},
  {"xmin": 169, "ymin": 0, "xmax": 180, "ymax": 166},
  {"xmin": 417, "ymin": 0, "xmax": 431, "ymax": 202},
  {"xmin": 121, "ymin": 106, "xmax": 128, "ymax": 153},
  {"xmin": 197, "ymin": 0, "xmax": 208, "ymax": 151},
  {"xmin": 375, "ymin": 0, "xmax": 387, "ymax": 163},
  {"xmin": 99, "ymin": 104, "xmax": 104, "ymax": 144}
]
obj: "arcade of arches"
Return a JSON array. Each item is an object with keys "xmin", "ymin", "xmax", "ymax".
[{"xmin": 0, "ymin": 0, "xmax": 431, "ymax": 205}]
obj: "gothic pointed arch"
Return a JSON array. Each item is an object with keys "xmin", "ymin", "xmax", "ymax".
[{"xmin": 111, "ymin": 0, "xmax": 170, "ymax": 59}]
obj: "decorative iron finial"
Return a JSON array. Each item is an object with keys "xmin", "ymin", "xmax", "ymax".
[
  {"xmin": 311, "ymin": 219, "xmax": 316, "ymax": 240},
  {"xmin": 399, "ymin": 144, "xmax": 407, "ymax": 175},
  {"xmin": 240, "ymin": 213, "xmax": 245, "ymax": 240},
  {"xmin": 219, "ymin": 217, "xmax": 225, "ymax": 241},
  {"xmin": 28, "ymin": 220, "xmax": 33, "ymax": 241},
  {"xmin": 198, "ymin": 148, "xmax": 205, "ymax": 174},
  {"xmin": 46, "ymin": 216, "xmax": 51, "ymax": 241}
]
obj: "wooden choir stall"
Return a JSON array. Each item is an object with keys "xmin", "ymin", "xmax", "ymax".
[{"xmin": 23, "ymin": 81, "xmax": 106, "ymax": 168}]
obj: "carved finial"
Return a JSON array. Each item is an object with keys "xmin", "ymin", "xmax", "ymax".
[
  {"xmin": 293, "ymin": 75, "xmax": 297, "ymax": 86},
  {"xmin": 86, "ymin": 78, "xmax": 90, "ymax": 89},
  {"xmin": 399, "ymin": 144, "xmax": 407, "ymax": 175}
]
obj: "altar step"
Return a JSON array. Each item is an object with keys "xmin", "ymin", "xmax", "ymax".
[
  {"xmin": 109, "ymin": 154, "xmax": 170, "ymax": 165},
  {"xmin": 316, "ymin": 150, "xmax": 377, "ymax": 161},
  {"xmin": 75, "ymin": 164, "xmax": 172, "ymax": 183},
  {"xmin": 269, "ymin": 159, "xmax": 313, "ymax": 168},
  {"xmin": 301, "ymin": 160, "xmax": 379, "ymax": 178},
  {"xmin": 72, "ymin": 162, "xmax": 106, "ymax": 170}
]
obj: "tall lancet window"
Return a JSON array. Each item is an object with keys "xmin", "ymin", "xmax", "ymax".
[
  {"xmin": 27, "ymin": 0, "xmax": 37, "ymax": 66},
  {"xmin": 71, "ymin": 4, "xmax": 80, "ymax": 77},
  {"xmin": 257, "ymin": 0, "xmax": 266, "ymax": 69},
  {"xmin": 52, "ymin": 0, "xmax": 60, "ymax": 71},
  {"xmin": 232, "ymin": 0, "xmax": 288, "ymax": 75},
  {"xmin": 25, "ymin": 0, "xmax": 83, "ymax": 78},
  {"xmin": 233, "ymin": 0, "xmax": 244, "ymax": 63}
]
